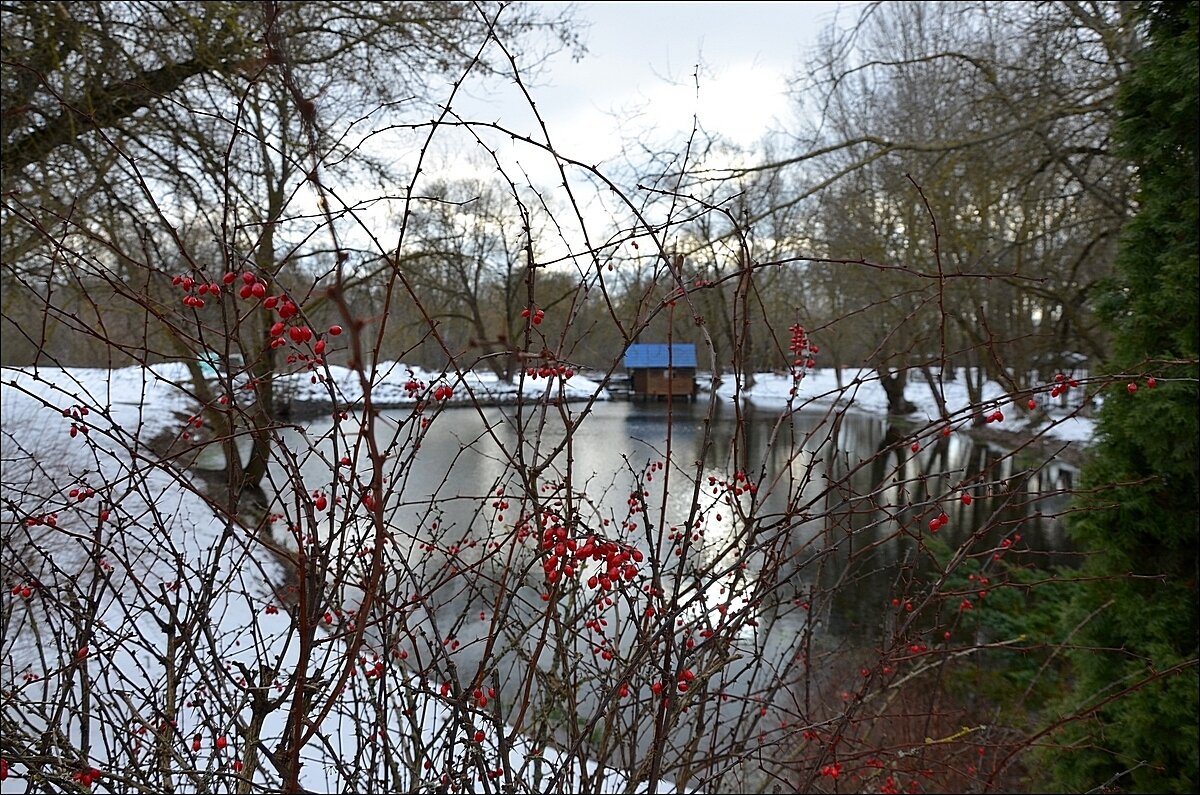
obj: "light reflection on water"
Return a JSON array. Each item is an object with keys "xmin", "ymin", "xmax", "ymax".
[{"xmin": 274, "ymin": 396, "xmax": 1076, "ymax": 665}]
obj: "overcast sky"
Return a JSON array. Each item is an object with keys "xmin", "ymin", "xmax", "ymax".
[
  {"xmin": 345, "ymin": 3, "xmax": 861, "ymax": 251},
  {"xmin": 449, "ymin": 1, "xmax": 859, "ymax": 167}
]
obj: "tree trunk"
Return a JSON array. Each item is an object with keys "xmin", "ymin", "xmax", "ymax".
[
  {"xmin": 878, "ymin": 367, "xmax": 916, "ymax": 415},
  {"xmin": 965, "ymin": 361, "xmax": 986, "ymax": 427},
  {"xmin": 239, "ymin": 172, "xmax": 284, "ymax": 503},
  {"xmin": 918, "ymin": 364, "xmax": 948, "ymax": 420},
  {"xmin": 240, "ymin": 352, "xmax": 275, "ymax": 504}
]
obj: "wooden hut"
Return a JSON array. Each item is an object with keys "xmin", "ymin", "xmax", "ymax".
[{"xmin": 623, "ymin": 343, "xmax": 697, "ymax": 400}]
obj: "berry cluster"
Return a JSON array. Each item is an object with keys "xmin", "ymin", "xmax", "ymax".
[
  {"xmin": 62, "ymin": 403, "xmax": 90, "ymax": 438},
  {"xmin": 171, "ymin": 273, "xmax": 223, "ymax": 309},
  {"xmin": 529, "ymin": 514, "xmax": 645, "ymax": 589},
  {"xmin": 524, "ymin": 364, "xmax": 575, "ymax": 380},
  {"xmin": 788, "ymin": 323, "xmax": 817, "ymax": 394},
  {"xmin": 520, "ymin": 305, "xmax": 546, "ymax": 325},
  {"xmin": 9, "ymin": 582, "xmax": 37, "ymax": 599},
  {"xmin": 71, "ymin": 767, "xmax": 103, "ymax": 789},
  {"xmin": 402, "ymin": 376, "xmax": 454, "ymax": 402}
]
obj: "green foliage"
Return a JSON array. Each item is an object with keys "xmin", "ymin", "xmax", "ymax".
[
  {"xmin": 929, "ymin": 539, "xmax": 1073, "ymax": 711},
  {"xmin": 1034, "ymin": 3, "xmax": 1200, "ymax": 792}
]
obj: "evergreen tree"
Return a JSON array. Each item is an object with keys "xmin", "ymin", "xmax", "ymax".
[{"xmin": 1042, "ymin": 2, "xmax": 1199, "ymax": 792}]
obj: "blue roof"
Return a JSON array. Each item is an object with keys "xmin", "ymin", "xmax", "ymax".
[{"xmin": 624, "ymin": 343, "xmax": 697, "ymax": 369}]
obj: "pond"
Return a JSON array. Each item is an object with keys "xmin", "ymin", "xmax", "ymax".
[{"xmin": 265, "ymin": 395, "xmax": 1078, "ymax": 772}]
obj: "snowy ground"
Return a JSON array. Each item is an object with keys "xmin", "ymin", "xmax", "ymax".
[
  {"xmin": 725, "ymin": 367, "xmax": 1097, "ymax": 444},
  {"xmin": 278, "ymin": 360, "xmax": 610, "ymax": 410},
  {"xmin": 0, "ymin": 361, "xmax": 1093, "ymax": 792}
]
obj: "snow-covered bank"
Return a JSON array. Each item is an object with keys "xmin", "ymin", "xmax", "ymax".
[
  {"xmin": 2, "ymin": 365, "xmax": 291, "ymax": 789},
  {"xmin": 716, "ymin": 367, "xmax": 1097, "ymax": 447},
  {"xmin": 276, "ymin": 361, "xmax": 610, "ymax": 414}
]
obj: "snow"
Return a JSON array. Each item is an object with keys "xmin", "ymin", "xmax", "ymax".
[
  {"xmin": 717, "ymin": 366, "xmax": 1096, "ymax": 446},
  {"xmin": 1, "ymin": 361, "xmax": 1092, "ymax": 792},
  {"xmin": 277, "ymin": 360, "xmax": 610, "ymax": 409},
  {"xmin": 1, "ymin": 365, "xmax": 291, "ymax": 788}
]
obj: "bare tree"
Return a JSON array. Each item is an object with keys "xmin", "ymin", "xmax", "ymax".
[
  {"xmin": 2, "ymin": 0, "xmax": 581, "ymax": 500},
  {"xmin": 672, "ymin": 2, "xmax": 1138, "ymax": 414}
]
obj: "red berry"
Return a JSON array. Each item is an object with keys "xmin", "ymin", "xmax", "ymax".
[
  {"xmin": 193, "ymin": 735, "xmax": 202, "ymax": 752},
  {"xmin": 1126, "ymin": 382, "xmax": 1137, "ymax": 394},
  {"xmin": 473, "ymin": 730, "xmax": 485, "ymax": 743},
  {"xmin": 1146, "ymin": 377, "xmax": 1157, "ymax": 388},
  {"xmin": 251, "ymin": 282, "xmax": 267, "ymax": 299},
  {"xmin": 910, "ymin": 442, "xmax": 920, "ymax": 453},
  {"xmin": 216, "ymin": 735, "xmax": 228, "ymax": 751},
  {"xmin": 328, "ymin": 324, "xmax": 343, "ymax": 336},
  {"xmin": 961, "ymin": 493, "xmax": 972, "ymax": 506},
  {"xmin": 1027, "ymin": 399, "xmax": 1036, "ymax": 410},
  {"xmin": 239, "ymin": 284, "xmax": 254, "ymax": 300},
  {"xmin": 77, "ymin": 646, "xmax": 89, "ymax": 660},
  {"xmin": 222, "ymin": 272, "xmax": 237, "ymax": 285}
]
